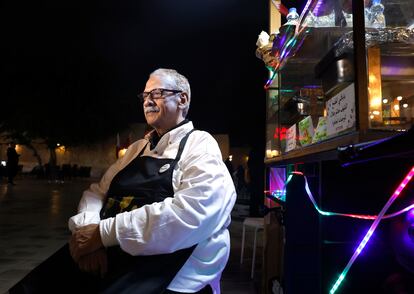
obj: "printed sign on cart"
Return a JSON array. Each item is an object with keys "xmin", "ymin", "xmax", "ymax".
[
  {"xmin": 298, "ymin": 116, "xmax": 314, "ymax": 146},
  {"xmin": 326, "ymin": 83, "xmax": 356, "ymax": 136},
  {"xmin": 285, "ymin": 124, "xmax": 297, "ymax": 152}
]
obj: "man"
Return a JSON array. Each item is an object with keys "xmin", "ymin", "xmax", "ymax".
[
  {"xmin": 6, "ymin": 142, "xmax": 19, "ymax": 185},
  {"xmin": 10, "ymin": 68, "xmax": 236, "ymax": 294}
]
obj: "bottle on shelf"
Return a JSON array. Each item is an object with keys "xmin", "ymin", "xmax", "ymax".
[
  {"xmin": 367, "ymin": 0, "xmax": 386, "ymax": 28},
  {"xmin": 284, "ymin": 7, "xmax": 300, "ymax": 26}
]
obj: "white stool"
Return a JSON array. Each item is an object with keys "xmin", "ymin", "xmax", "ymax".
[{"xmin": 240, "ymin": 217, "xmax": 264, "ymax": 279}]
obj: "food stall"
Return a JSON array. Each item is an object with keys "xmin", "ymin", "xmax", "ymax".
[{"xmin": 257, "ymin": 0, "xmax": 414, "ymax": 292}]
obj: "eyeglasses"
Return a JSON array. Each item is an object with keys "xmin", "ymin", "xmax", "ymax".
[{"xmin": 137, "ymin": 88, "xmax": 182, "ymax": 103}]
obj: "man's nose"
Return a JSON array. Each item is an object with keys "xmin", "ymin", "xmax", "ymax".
[{"xmin": 143, "ymin": 98, "xmax": 155, "ymax": 106}]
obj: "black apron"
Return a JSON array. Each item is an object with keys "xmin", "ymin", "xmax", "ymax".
[
  {"xmin": 99, "ymin": 129, "xmax": 197, "ymax": 294},
  {"xmin": 10, "ymin": 130, "xmax": 198, "ymax": 294},
  {"xmin": 101, "ymin": 129, "xmax": 194, "ymax": 219}
]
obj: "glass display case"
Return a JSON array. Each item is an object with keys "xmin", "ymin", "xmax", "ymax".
[{"xmin": 261, "ymin": 0, "xmax": 414, "ymax": 161}]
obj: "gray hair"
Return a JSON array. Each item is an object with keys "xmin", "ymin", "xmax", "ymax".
[{"xmin": 150, "ymin": 68, "xmax": 191, "ymax": 117}]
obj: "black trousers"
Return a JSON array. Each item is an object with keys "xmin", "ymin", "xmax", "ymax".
[
  {"xmin": 7, "ymin": 166, "xmax": 17, "ymax": 183},
  {"xmin": 10, "ymin": 244, "xmax": 200, "ymax": 294}
]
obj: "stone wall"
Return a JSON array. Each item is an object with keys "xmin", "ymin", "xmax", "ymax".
[{"xmin": 1, "ymin": 124, "xmax": 229, "ymax": 179}]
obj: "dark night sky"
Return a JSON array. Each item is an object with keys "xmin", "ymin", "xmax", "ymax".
[{"xmin": 1, "ymin": 1, "xmax": 269, "ymax": 148}]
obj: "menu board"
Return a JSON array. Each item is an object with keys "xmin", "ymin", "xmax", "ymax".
[{"xmin": 326, "ymin": 83, "xmax": 356, "ymax": 136}]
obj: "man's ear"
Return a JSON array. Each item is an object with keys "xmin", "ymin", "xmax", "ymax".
[{"xmin": 178, "ymin": 92, "xmax": 189, "ymax": 108}]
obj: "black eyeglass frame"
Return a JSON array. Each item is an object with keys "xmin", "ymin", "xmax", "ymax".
[{"xmin": 137, "ymin": 88, "xmax": 183, "ymax": 103}]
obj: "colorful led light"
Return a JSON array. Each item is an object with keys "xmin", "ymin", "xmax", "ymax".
[
  {"xmin": 267, "ymin": 189, "xmax": 287, "ymax": 202},
  {"xmin": 264, "ymin": 70, "xmax": 278, "ymax": 89},
  {"xmin": 274, "ymin": 171, "xmax": 414, "ymax": 220},
  {"xmin": 296, "ymin": 0, "xmax": 313, "ymax": 33},
  {"xmin": 329, "ymin": 166, "xmax": 414, "ymax": 293},
  {"xmin": 406, "ymin": 208, "xmax": 414, "ymax": 223},
  {"xmin": 264, "ymin": 0, "xmax": 320, "ymax": 88},
  {"xmin": 267, "ymin": 167, "xmax": 414, "ymax": 293},
  {"xmin": 264, "ymin": 4, "xmax": 308, "ymax": 89}
]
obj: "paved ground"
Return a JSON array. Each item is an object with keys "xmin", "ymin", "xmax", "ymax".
[{"xmin": 0, "ymin": 177, "xmax": 262, "ymax": 293}]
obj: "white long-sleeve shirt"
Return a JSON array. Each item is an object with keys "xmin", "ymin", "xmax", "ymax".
[{"xmin": 68, "ymin": 121, "xmax": 237, "ymax": 293}]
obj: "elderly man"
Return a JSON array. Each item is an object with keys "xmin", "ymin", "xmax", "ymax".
[{"xmin": 10, "ymin": 69, "xmax": 236, "ymax": 294}]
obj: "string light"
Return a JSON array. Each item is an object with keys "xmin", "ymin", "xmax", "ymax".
[
  {"xmin": 329, "ymin": 166, "xmax": 414, "ymax": 293},
  {"xmin": 266, "ymin": 167, "xmax": 414, "ymax": 293},
  {"xmin": 265, "ymin": 70, "xmax": 278, "ymax": 89},
  {"xmin": 264, "ymin": 0, "xmax": 322, "ymax": 89},
  {"xmin": 272, "ymin": 171, "xmax": 414, "ymax": 220},
  {"xmin": 264, "ymin": 3, "xmax": 310, "ymax": 89}
]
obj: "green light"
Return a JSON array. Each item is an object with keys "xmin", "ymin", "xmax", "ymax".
[{"xmin": 330, "ymin": 273, "xmax": 345, "ymax": 294}]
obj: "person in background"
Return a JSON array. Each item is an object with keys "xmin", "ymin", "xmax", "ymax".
[
  {"xmin": 10, "ymin": 68, "xmax": 236, "ymax": 294},
  {"xmin": 6, "ymin": 142, "xmax": 19, "ymax": 185},
  {"xmin": 233, "ymin": 165, "xmax": 249, "ymax": 199}
]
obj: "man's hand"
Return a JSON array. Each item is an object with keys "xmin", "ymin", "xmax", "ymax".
[
  {"xmin": 78, "ymin": 248, "xmax": 108, "ymax": 278},
  {"xmin": 69, "ymin": 224, "xmax": 104, "ymax": 262}
]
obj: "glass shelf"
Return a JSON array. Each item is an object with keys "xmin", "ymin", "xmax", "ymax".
[{"xmin": 262, "ymin": 0, "xmax": 414, "ymax": 160}]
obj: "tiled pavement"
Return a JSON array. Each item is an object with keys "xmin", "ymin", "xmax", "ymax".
[{"xmin": 0, "ymin": 177, "xmax": 262, "ymax": 293}]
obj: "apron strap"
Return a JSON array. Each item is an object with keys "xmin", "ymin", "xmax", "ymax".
[{"xmin": 171, "ymin": 129, "xmax": 195, "ymax": 166}]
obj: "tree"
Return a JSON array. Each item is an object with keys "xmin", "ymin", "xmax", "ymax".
[
  {"xmin": 1, "ymin": 53, "xmax": 137, "ymax": 168},
  {"xmin": 0, "ymin": 131, "xmax": 43, "ymax": 167}
]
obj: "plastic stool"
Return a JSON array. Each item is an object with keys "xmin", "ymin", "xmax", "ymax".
[{"xmin": 240, "ymin": 217, "xmax": 264, "ymax": 279}]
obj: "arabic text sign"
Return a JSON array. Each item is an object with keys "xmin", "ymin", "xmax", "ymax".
[{"xmin": 326, "ymin": 83, "xmax": 356, "ymax": 136}]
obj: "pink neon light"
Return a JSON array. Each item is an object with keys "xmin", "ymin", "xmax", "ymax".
[
  {"xmin": 331, "ymin": 166, "xmax": 414, "ymax": 293},
  {"xmin": 274, "ymin": 166, "xmax": 414, "ymax": 293},
  {"xmin": 274, "ymin": 169, "xmax": 414, "ymax": 221}
]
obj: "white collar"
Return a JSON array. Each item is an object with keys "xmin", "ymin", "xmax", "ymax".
[{"xmin": 145, "ymin": 121, "xmax": 194, "ymax": 147}]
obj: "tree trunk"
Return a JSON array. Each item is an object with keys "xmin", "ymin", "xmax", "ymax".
[
  {"xmin": 25, "ymin": 143, "xmax": 43, "ymax": 166},
  {"xmin": 48, "ymin": 147, "xmax": 57, "ymax": 166},
  {"xmin": 48, "ymin": 147, "xmax": 59, "ymax": 182}
]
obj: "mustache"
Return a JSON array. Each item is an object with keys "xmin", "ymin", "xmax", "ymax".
[{"xmin": 144, "ymin": 107, "xmax": 159, "ymax": 113}]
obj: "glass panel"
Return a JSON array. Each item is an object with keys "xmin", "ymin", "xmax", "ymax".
[
  {"xmin": 364, "ymin": 0, "xmax": 414, "ymax": 131},
  {"xmin": 274, "ymin": 0, "xmax": 356, "ymax": 154},
  {"xmin": 266, "ymin": 77, "xmax": 281, "ymax": 159}
]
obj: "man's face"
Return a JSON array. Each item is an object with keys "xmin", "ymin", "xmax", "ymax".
[{"xmin": 142, "ymin": 75, "xmax": 182, "ymax": 135}]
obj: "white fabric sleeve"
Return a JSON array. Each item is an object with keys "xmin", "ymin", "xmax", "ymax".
[
  {"xmin": 100, "ymin": 217, "xmax": 118, "ymax": 247},
  {"xmin": 68, "ymin": 142, "xmax": 143, "ymax": 233},
  {"xmin": 68, "ymin": 189, "xmax": 104, "ymax": 232},
  {"xmin": 101, "ymin": 133, "xmax": 236, "ymax": 255}
]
